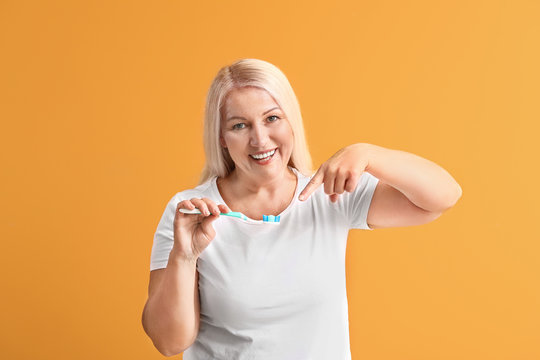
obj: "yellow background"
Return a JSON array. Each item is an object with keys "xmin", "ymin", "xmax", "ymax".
[{"xmin": 1, "ymin": 0, "xmax": 539, "ymax": 359}]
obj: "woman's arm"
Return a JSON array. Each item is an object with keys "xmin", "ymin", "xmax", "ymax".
[
  {"xmin": 298, "ymin": 142, "xmax": 462, "ymax": 228},
  {"xmin": 364, "ymin": 143, "xmax": 462, "ymax": 213},
  {"xmin": 142, "ymin": 249, "xmax": 200, "ymax": 356}
]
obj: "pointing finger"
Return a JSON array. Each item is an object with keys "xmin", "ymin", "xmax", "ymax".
[{"xmin": 299, "ymin": 166, "xmax": 325, "ymax": 201}]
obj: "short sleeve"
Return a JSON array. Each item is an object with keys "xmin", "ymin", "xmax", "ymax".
[
  {"xmin": 346, "ymin": 171, "xmax": 380, "ymax": 230},
  {"xmin": 149, "ymin": 193, "xmax": 179, "ymax": 271}
]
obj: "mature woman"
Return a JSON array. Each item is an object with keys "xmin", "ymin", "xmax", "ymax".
[{"xmin": 142, "ymin": 58, "xmax": 462, "ymax": 359}]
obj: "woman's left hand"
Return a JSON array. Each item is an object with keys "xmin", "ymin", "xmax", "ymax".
[{"xmin": 298, "ymin": 143, "xmax": 373, "ymax": 203}]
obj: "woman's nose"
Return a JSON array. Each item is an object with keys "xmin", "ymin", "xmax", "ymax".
[{"xmin": 249, "ymin": 123, "xmax": 269, "ymax": 147}]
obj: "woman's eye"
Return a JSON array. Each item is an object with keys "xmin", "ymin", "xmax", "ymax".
[{"xmin": 232, "ymin": 116, "xmax": 279, "ymax": 130}]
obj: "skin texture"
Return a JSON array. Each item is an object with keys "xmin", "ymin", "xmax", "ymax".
[
  {"xmin": 299, "ymin": 143, "xmax": 370, "ymax": 203},
  {"xmin": 298, "ymin": 143, "xmax": 463, "ymax": 229},
  {"xmin": 217, "ymin": 86, "xmax": 297, "ymax": 219}
]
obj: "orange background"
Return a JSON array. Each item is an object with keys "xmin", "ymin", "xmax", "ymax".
[{"xmin": 1, "ymin": 0, "xmax": 539, "ymax": 359}]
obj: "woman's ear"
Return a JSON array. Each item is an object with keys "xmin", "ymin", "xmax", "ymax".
[{"xmin": 219, "ymin": 135, "xmax": 227, "ymax": 148}]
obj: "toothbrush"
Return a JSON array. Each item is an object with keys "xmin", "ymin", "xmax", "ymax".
[{"xmin": 178, "ymin": 208, "xmax": 281, "ymax": 223}]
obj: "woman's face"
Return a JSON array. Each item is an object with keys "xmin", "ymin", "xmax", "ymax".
[{"xmin": 220, "ymin": 86, "xmax": 293, "ymax": 180}]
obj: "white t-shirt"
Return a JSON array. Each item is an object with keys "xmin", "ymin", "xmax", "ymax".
[{"xmin": 150, "ymin": 166, "xmax": 380, "ymax": 359}]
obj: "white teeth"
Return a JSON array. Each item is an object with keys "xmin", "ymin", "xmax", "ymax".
[{"xmin": 250, "ymin": 149, "xmax": 276, "ymax": 160}]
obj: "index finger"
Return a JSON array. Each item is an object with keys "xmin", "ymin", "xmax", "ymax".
[{"xmin": 299, "ymin": 167, "xmax": 324, "ymax": 201}]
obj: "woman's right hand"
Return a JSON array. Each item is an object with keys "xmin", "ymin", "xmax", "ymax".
[{"xmin": 172, "ymin": 198, "xmax": 232, "ymax": 262}]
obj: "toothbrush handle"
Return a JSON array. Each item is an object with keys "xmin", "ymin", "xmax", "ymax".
[
  {"xmin": 179, "ymin": 208, "xmax": 204, "ymax": 215},
  {"xmin": 179, "ymin": 208, "xmax": 227, "ymax": 215}
]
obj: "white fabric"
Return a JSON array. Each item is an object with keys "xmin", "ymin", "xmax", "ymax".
[{"xmin": 150, "ymin": 167, "xmax": 380, "ymax": 359}]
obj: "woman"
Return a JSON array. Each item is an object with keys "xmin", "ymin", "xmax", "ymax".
[{"xmin": 142, "ymin": 59, "xmax": 462, "ymax": 359}]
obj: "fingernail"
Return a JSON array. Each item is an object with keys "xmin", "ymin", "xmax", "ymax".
[{"xmin": 299, "ymin": 195, "xmax": 305, "ymax": 201}]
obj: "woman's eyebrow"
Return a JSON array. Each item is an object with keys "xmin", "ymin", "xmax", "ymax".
[{"xmin": 226, "ymin": 107, "xmax": 280, "ymax": 122}]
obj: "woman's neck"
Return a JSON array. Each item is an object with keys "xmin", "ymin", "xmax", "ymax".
[{"xmin": 225, "ymin": 166, "xmax": 296, "ymax": 198}]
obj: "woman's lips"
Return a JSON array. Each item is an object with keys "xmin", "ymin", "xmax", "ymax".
[
  {"xmin": 249, "ymin": 147, "xmax": 277, "ymax": 158},
  {"xmin": 249, "ymin": 148, "xmax": 278, "ymax": 164}
]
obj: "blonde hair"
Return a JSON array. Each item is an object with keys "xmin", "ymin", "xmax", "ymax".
[{"xmin": 197, "ymin": 58, "xmax": 314, "ymax": 185}]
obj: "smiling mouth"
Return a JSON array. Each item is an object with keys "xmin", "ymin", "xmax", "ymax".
[
  {"xmin": 249, "ymin": 148, "xmax": 277, "ymax": 160},
  {"xmin": 249, "ymin": 148, "xmax": 278, "ymax": 162}
]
